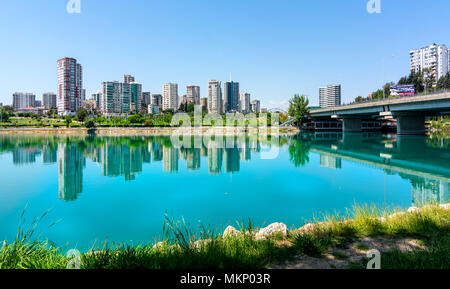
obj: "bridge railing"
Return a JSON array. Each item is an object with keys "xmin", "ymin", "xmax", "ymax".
[{"xmin": 311, "ymin": 89, "xmax": 450, "ymax": 111}]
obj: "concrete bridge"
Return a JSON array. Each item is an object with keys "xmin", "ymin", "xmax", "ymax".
[{"xmin": 309, "ymin": 91, "xmax": 450, "ymax": 134}]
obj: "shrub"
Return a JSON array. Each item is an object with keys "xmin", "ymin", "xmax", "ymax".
[{"xmin": 85, "ymin": 120, "xmax": 95, "ymax": 128}]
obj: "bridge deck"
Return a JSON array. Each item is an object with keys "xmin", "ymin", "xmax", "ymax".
[{"xmin": 310, "ymin": 92, "xmax": 450, "ymax": 116}]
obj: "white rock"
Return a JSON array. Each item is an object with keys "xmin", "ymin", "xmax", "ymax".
[
  {"xmin": 255, "ymin": 223, "xmax": 288, "ymax": 240},
  {"xmin": 298, "ymin": 223, "xmax": 316, "ymax": 232},
  {"xmin": 153, "ymin": 241, "xmax": 167, "ymax": 249},
  {"xmin": 191, "ymin": 239, "xmax": 211, "ymax": 249},
  {"xmin": 408, "ymin": 207, "xmax": 420, "ymax": 213},
  {"xmin": 388, "ymin": 212, "xmax": 406, "ymax": 219},
  {"xmin": 223, "ymin": 226, "xmax": 240, "ymax": 238}
]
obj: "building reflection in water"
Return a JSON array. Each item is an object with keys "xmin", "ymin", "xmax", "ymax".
[
  {"xmin": 410, "ymin": 177, "xmax": 449, "ymax": 206},
  {"xmin": 319, "ymin": 155, "xmax": 342, "ymax": 169},
  {"xmin": 57, "ymin": 140, "xmax": 86, "ymax": 201},
  {"xmin": 0, "ymin": 133, "xmax": 449, "ymax": 204}
]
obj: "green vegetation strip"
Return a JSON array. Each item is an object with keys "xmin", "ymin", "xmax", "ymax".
[{"xmin": 0, "ymin": 204, "xmax": 449, "ymax": 269}]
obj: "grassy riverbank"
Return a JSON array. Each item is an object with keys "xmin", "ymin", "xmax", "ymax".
[{"xmin": 0, "ymin": 204, "xmax": 449, "ymax": 269}]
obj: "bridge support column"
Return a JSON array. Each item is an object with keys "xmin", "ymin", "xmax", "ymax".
[
  {"xmin": 343, "ymin": 118, "xmax": 362, "ymax": 133},
  {"xmin": 396, "ymin": 115, "xmax": 425, "ymax": 135}
]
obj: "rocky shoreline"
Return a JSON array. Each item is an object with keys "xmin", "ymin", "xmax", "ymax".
[
  {"xmin": 221, "ymin": 203, "xmax": 450, "ymax": 241},
  {"xmin": 151, "ymin": 203, "xmax": 450, "ymax": 252}
]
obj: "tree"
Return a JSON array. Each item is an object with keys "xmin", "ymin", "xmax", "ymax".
[
  {"xmin": 437, "ymin": 73, "xmax": 450, "ymax": 90},
  {"xmin": 186, "ymin": 102, "xmax": 195, "ymax": 113},
  {"xmin": 127, "ymin": 114, "xmax": 144, "ymax": 124},
  {"xmin": 288, "ymin": 94, "xmax": 309, "ymax": 127},
  {"xmin": 85, "ymin": 119, "xmax": 95, "ymax": 128},
  {"xmin": 64, "ymin": 116, "xmax": 72, "ymax": 128},
  {"xmin": 0, "ymin": 107, "xmax": 11, "ymax": 123},
  {"xmin": 397, "ymin": 71, "xmax": 424, "ymax": 93},
  {"xmin": 288, "ymin": 135, "xmax": 311, "ymax": 168},
  {"xmin": 409, "ymin": 71, "xmax": 424, "ymax": 93},
  {"xmin": 423, "ymin": 68, "xmax": 436, "ymax": 91},
  {"xmin": 384, "ymin": 82, "xmax": 395, "ymax": 98},
  {"xmin": 354, "ymin": 96, "xmax": 365, "ymax": 103},
  {"xmin": 76, "ymin": 108, "xmax": 88, "ymax": 122},
  {"xmin": 370, "ymin": 89, "xmax": 384, "ymax": 100}
]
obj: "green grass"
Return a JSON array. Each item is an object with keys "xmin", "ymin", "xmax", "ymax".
[{"xmin": 0, "ymin": 204, "xmax": 449, "ymax": 269}]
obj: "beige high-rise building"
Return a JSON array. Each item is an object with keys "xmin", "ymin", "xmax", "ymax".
[
  {"xmin": 162, "ymin": 83, "xmax": 178, "ymax": 111},
  {"xmin": 208, "ymin": 80, "xmax": 222, "ymax": 114},
  {"xmin": 200, "ymin": 98, "xmax": 208, "ymax": 111}
]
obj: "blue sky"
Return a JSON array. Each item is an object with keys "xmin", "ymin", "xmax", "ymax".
[{"xmin": 0, "ymin": 0, "xmax": 449, "ymax": 108}]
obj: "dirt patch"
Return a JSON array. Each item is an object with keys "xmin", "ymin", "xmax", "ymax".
[{"xmin": 269, "ymin": 237, "xmax": 425, "ymax": 269}]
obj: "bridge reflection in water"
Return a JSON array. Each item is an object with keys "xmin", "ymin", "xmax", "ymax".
[
  {"xmin": 0, "ymin": 133, "xmax": 448, "ymax": 205},
  {"xmin": 295, "ymin": 132, "xmax": 450, "ymax": 206}
]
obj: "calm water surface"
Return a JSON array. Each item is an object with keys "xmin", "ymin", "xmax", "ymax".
[{"xmin": 0, "ymin": 133, "xmax": 449, "ymax": 250}]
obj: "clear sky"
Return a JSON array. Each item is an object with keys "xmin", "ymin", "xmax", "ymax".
[{"xmin": 0, "ymin": 0, "xmax": 449, "ymax": 109}]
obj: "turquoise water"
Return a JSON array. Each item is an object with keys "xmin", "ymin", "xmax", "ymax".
[{"xmin": 0, "ymin": 133, "xmax": 449, "ymax": 250}]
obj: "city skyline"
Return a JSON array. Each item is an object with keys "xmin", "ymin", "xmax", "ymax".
[{"xmin": 1, "ymin": 1, "xmax": 450, "ymax": 109}]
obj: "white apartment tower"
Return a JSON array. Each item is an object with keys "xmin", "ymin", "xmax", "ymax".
[
  {"xmin": 319, "ymin": 85, "xmax": 341, "ymax": 108},
  {"xmin": 410, "ymin": 44, "xmax": 450, "ymax": 84},
  {"xmin": 208, "ymin": 80, "xmax": 222, "ymax": 114},
  {"xmin": 162, "ymin": 83, "xmax": 179, "ymax": 110},
  {"xmin": 239, "ymin": 92, "xmax": 251, "ymax": 113},
  {"xmin": 12, "ymin": 93, "xmax": 36, "ymax": 111}
]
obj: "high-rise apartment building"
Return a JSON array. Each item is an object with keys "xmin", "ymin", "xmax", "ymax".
[
  {"xmin": 250, "ymin": 100, "xmax": 261, "ymax": 113},
  {"xmin": 101, "ymin": 81, "xmax": 129, "ymax": 116},
  {"xmin": 200, "ymin": 98, "xmax": 208, "ymax": 111},
  {"xmin": 57, "ymin": 57, "xmax": 83, "ymax": 116},
  {"xmin": 179, "ymin": 95, "xmax": 187, "ymax": 108},
  {"xmin": 186, "ymin": 85, "xmax": 200, "ymax": 105},
  {"xmin": 239, "ymin": 92, "xmax": 251, "ymax": 113},
  {"xmin": 12, "ymin": 93, "xmax": 36, "ymax": 111},
  {"xmin": 410, "ymin": 44, "xmax": 450, "ymax": 84},
  {"xmin": 224, "ymin": 81, "xmax": 240, "ymax": 112},
  {"xmin": 162, "ymin": 83, "xmax": 178, "ymax": 111},
  {"xmin": 319, "ymin": 85, "xmax": 341, "ymax": 108},
  {"xmin": 130, "ymin": 82, "xmax": 143, "ymax": 113},
  {"xmin": 143, "ymin": 92, "xmax": 152, "ymax": 107},
  {"xmin": 43, "ymin": 93, "xmax": 57, "ymax": 109},
  {"xmin": 208, "ymin": 80, "xmax": 222, "ymax": 114},
  {"xmin": 100, "ymin": 81, "xmax": 142, "ymax": 116},
  {"xmin": 152, "ymin": 94, "xmax": 163, "ymax": 107},
  {"xmin": 124, "ymin": 75, "xmax": 135, "ymax": 84},
  {"xmin": 91, "ymin": 92, "xmax": 102, "ymax": 110}
]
